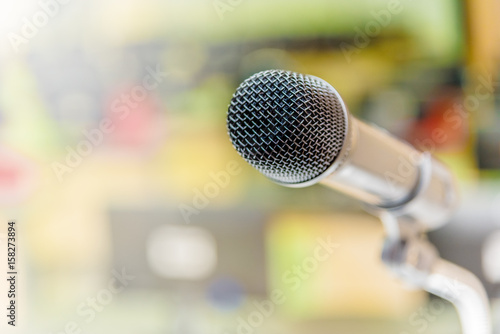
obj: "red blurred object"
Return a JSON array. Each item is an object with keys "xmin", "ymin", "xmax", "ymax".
[
  {"xmin": 103, "ymin": 83, "xmax": 167, "ymax": 154},
  {"xmin": 406, "ymin": 86, "xmax": 469, "ymax": 152},
  {"xmin": 0, "ymin": 147, "xmax": 37, "ymax": 205}
]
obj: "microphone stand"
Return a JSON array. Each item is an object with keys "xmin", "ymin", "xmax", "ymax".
[{"xmin": 378, "ymin": 212, "xmax": 492, "ymax": 334}]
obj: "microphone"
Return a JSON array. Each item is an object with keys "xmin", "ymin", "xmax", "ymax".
[{"xmin": 226, "ymin": 70, "xmax": 457, "ymax": 230}]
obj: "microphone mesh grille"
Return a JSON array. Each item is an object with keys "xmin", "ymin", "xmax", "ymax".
[{"xmin": 227, "ymin": 70, "xmax": 347, "ymax": 184}]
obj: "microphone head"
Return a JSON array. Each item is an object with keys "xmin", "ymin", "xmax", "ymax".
[{"xmin": 227, "ymin": 70, "xmax": 349, "ymax": 185}]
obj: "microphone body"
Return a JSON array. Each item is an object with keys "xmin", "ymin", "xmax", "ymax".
[
  {"xmin": 314, "ymin": 114, "xmax": 456, "ymax": 230},
  {"xmin": 227, "ymin": 71, "xmax": 491, "ymax": 334},
  {"xmin": 227, "ymin": 70, "xmax": 457, "ymax": 230}
]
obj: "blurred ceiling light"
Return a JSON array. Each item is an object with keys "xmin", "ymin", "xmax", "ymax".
[
  {"xmin": 0, "ymin": 0, "xmax": 39, "ymax": 58},
  {"xmin": 146, "ymin": 225, "xmax": 217, "ymax": 280}
]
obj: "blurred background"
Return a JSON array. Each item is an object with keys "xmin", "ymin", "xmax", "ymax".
[{"xmin": 0, "ymin": 0, "xmax": 499, "ymax": 333}]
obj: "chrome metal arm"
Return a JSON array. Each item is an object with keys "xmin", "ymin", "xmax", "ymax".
[{"xmin": 379, "ymin": 213, "xmax": 492, "ymax": 334}]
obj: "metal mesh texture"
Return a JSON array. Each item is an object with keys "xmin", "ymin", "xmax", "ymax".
[{"xmin": 227, "ymin": 70, "xmax": 347, "ymax": 184}]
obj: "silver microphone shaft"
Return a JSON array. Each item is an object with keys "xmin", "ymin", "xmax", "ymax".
[{"xmin": 316, "ymin": 115, "xmax": 457, "ymax": 229}]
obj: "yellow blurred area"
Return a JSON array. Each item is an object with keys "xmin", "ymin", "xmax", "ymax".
[{"xmin": 267, "ymin": 213, "xmax": 426, "ymax": 318}]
